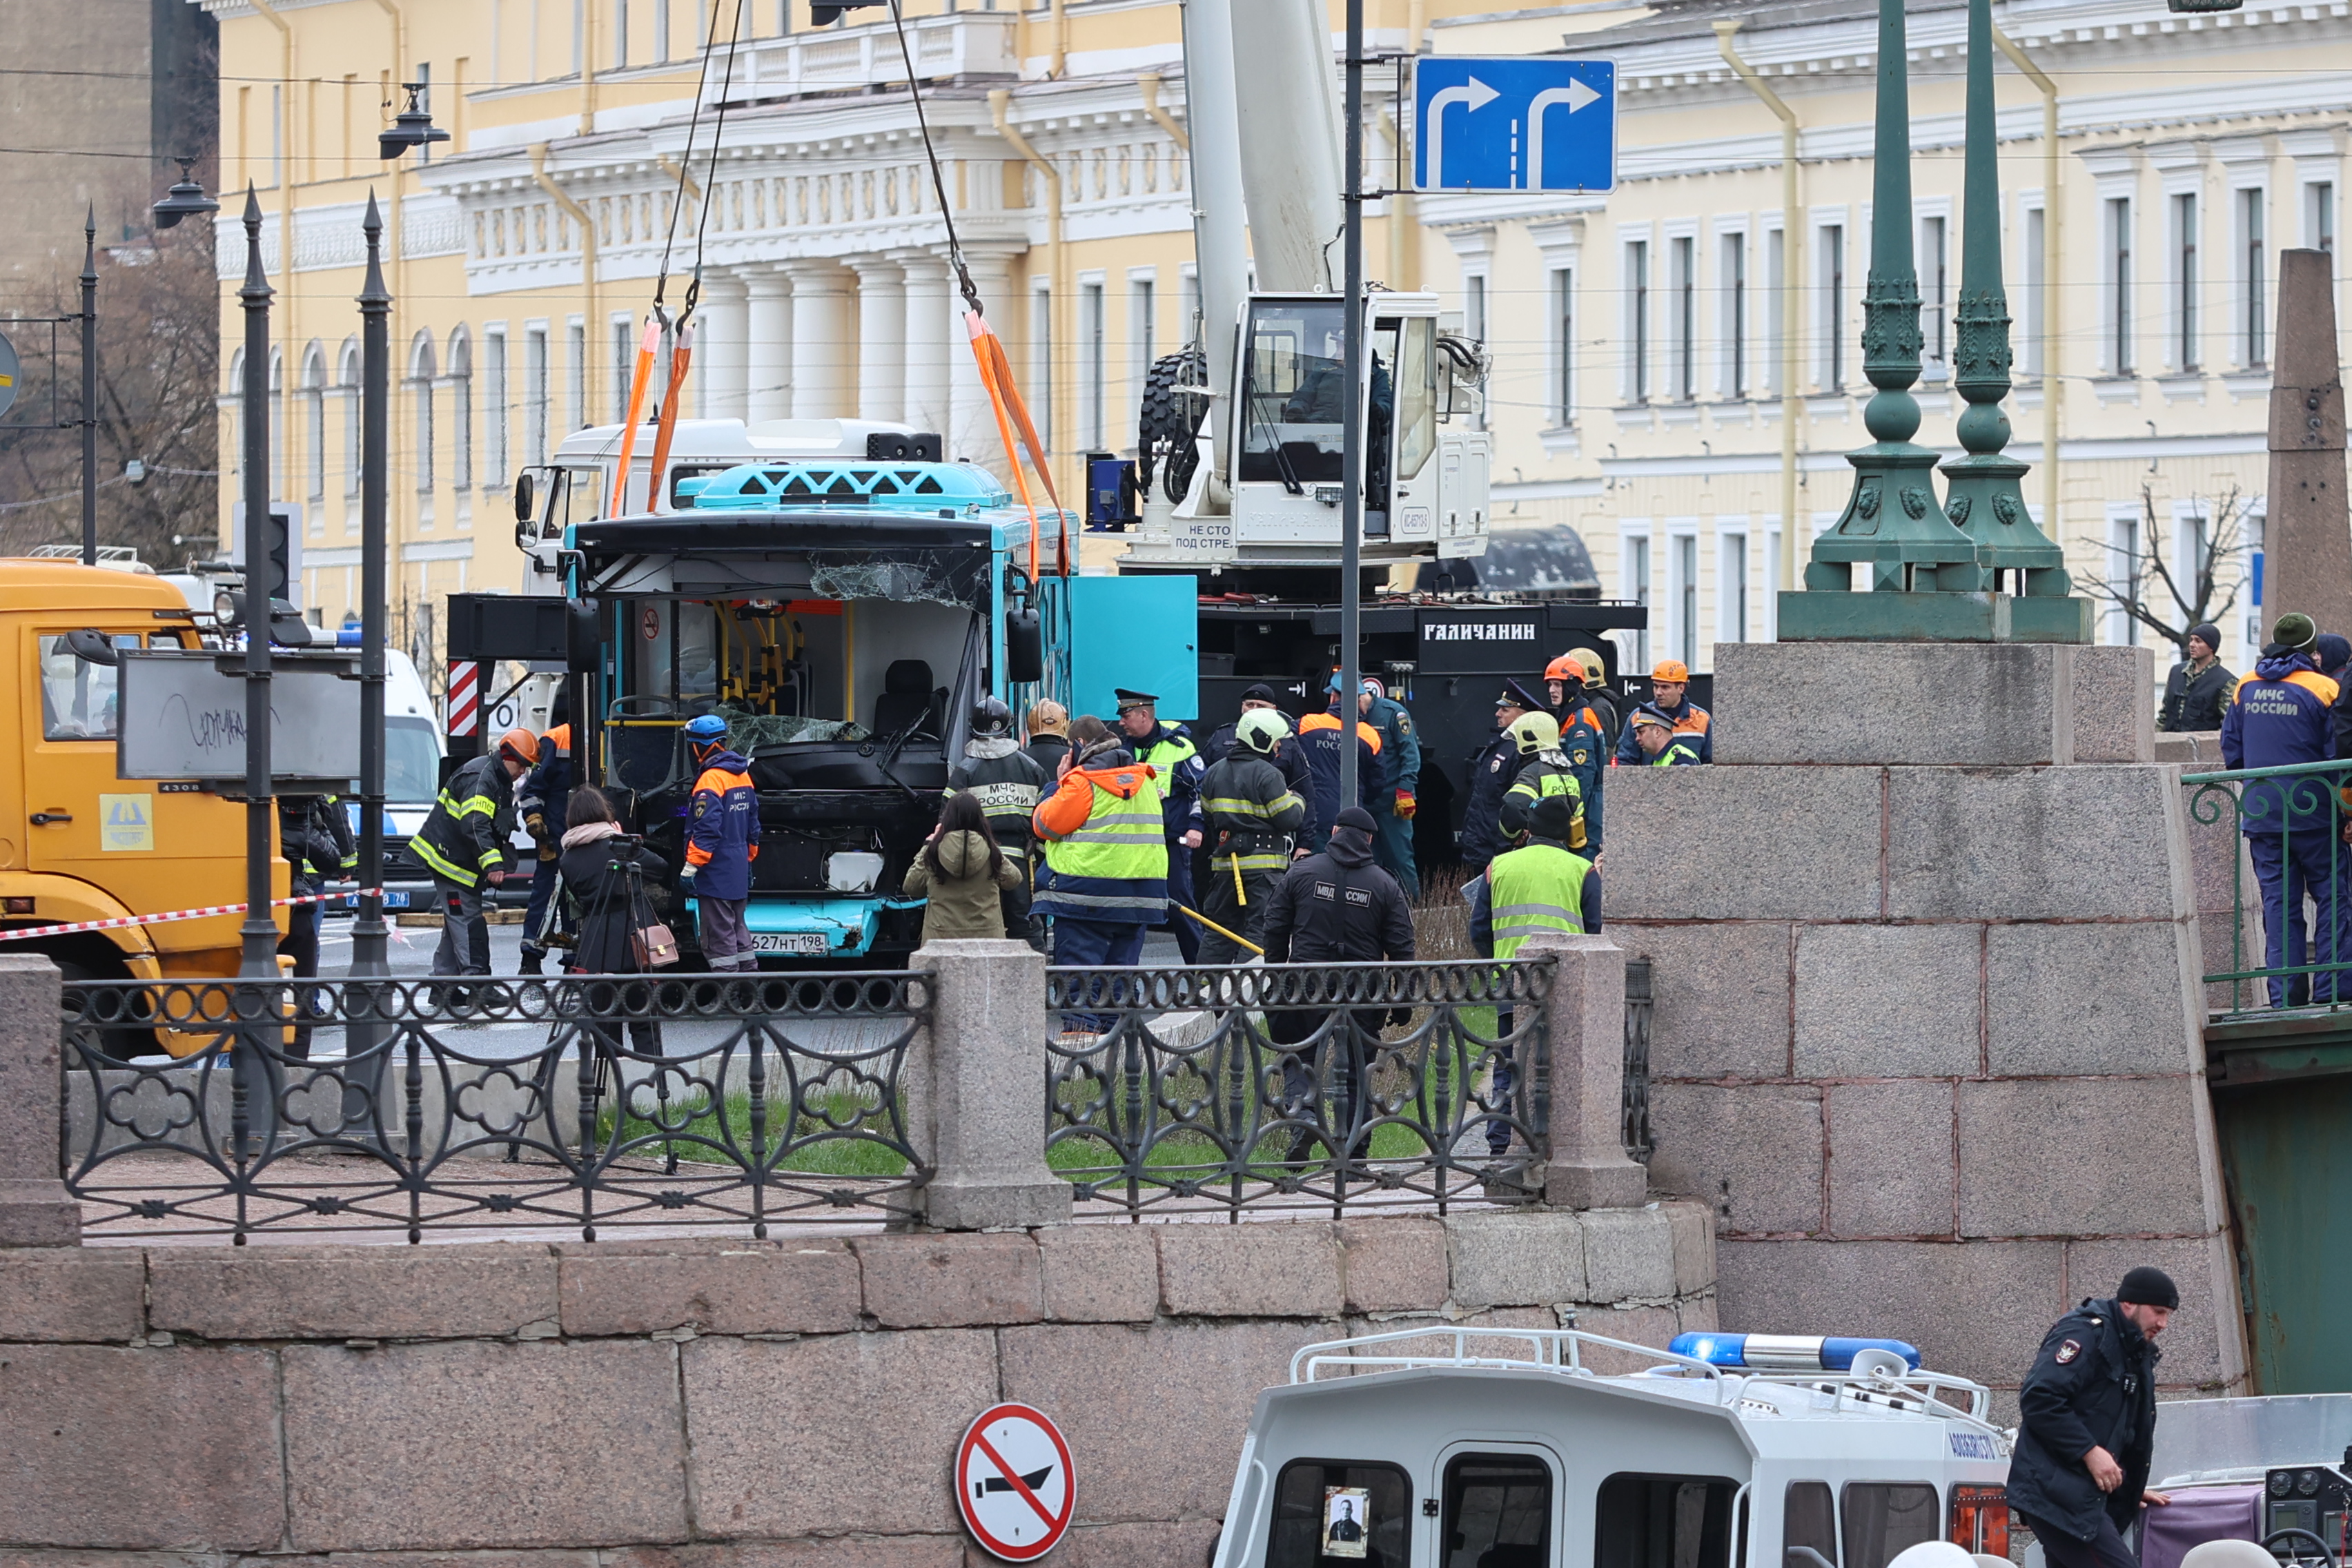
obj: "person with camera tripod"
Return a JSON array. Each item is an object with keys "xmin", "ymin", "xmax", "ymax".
[{"xmin": 554, "ymin": 786, "xmax": 669, "ymax": 1057}]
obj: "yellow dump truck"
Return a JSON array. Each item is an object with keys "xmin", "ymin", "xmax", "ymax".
[{"xmin": 0, "ymin": 559, "xmax": 286, "ymax": 984}]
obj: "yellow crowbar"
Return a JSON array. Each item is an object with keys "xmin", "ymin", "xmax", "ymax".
[{"xmin": 1174, "ymin": 901, "xmax": 1264, "ymax": 957}]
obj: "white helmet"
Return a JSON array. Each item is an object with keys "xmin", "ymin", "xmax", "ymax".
[{"xmin": 1236, "ymin": 707, "xmax": 1291, "ymax": 756}]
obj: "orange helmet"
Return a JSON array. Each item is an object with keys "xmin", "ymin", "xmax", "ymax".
[
  {"xmin": 1545, "ymin": 654, "xmax": 1585, "ymax": 685},
  {"xmin": 496, "ymin": 727, "xmax": 540, "ymax": 766},
  {"xmin": 1651, "ymin": 658, "xmax": 1692, "ymax": 683}
]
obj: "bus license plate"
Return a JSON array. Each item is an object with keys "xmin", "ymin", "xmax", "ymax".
[{"xmin": 751, "ymin": 932, "xmax": 830, "ymax": 954}]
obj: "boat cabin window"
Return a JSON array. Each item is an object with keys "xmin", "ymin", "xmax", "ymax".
[
  {"xmin": 1267, "ymin": 1458, "xmax": 1411, "ymax": 1568},
  {"xmin": 1841, "ymin": 1484, "xmax": 1940, "ymax": 1568},
  {"xmin": 1785, "ymin": 1482, "xmax": 1839, "ymax": 1568},
  {"xmin": 1446, "ymin": 1453, "xmax": 1552, "ymax": 1568},
  {"xmin": 1947, "ymin": 1486, "xmax": 2008, "ymax": 1558},
  {"xmin": 1596, "ymin": 1473, "xmax": 1740, "ymax": 1568}
]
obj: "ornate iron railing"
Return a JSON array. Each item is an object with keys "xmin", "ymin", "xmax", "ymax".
[
  {"xmin": 2182, "ymin": 760, "xmax": 2352, "ymax": 1019},
  {"xmin": 1045, "ymin": 959, "xmax": 1556, "ymax": 1219},
  {"xmin": 59, "ymin": 974, "xmax": 930, "ymax": 1242},
  {"xmin": 1623, "ymin": 957, "xmax": 1654, "ymax": 1164}
]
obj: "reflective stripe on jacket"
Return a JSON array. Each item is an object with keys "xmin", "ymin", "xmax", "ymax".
[
  {"xmin": 685, "ymin": 748, "xmax": 761, "ymax": 901},
  {"xmin": 1484, "ymin": 841, "xmax": 1594, "ymax": 959},
  {"xmin": 1032, "ymin": 763, "xmax": 1169, "ymax": 923},
  {"xmin": 409, "ymin": 753, "xmax": 513, "ymax": 888},
  {"xmin": 946, "ymin": 738, "xmax": 1050, "ymax": 853},
  {"xmin": 1199, "ymin": 753, "xmax": 1306, "ymax": 874},
  {"xmin": 1499, "ymin": 752, "xmax": 1588, "ymax": 849}
]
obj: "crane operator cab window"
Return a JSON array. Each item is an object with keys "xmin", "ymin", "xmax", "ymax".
[
  {"xmin": 1266, "ymin": 1458, "xmax": 1412, "ymax": 1568},
  {"xmin": 1596, "ymin": 1472, "xmax": 1741, "ymax": 1568}
]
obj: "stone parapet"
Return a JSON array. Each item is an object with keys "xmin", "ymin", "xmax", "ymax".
[
  {"xmin": 0, "ymin": 1206, "xmax": 1715, "ymax": 1560},
  {"xmin": 0, "ymin": 956, "xmax": 76, "ymax": 1247}
]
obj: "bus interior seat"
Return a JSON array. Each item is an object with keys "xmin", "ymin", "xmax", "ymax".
[{"xmin": 873, "ymin": 658, "xmax": 943, "ymax": 738}]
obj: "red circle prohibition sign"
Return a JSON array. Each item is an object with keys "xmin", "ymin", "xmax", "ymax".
[{"xmin": 955, "ymin": 1402, "xmax": 1077, "ymax": 1562}]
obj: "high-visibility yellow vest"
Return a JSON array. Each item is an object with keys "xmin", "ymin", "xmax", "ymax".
[{"xmin": 1487, "ymin": 841, "xmax": 1592, "ymax": 959}]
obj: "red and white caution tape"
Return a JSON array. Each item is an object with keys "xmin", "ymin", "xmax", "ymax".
[{"xmin": 0, "ymin": 889, "xmax": 387, "ymax": 945}]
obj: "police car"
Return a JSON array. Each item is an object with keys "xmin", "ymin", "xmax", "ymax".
[{"xmin": 1211, "ymin": 1326, "xmax": 2016, "ymax": 1568}]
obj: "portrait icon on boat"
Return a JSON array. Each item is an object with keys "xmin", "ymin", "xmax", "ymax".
[{"xmin": 1322, "ymin": 1487, "xmax": 1370, "ymax": 1560}]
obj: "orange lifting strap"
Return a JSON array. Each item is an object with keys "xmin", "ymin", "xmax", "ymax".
[
  {"xmin": 646, "ymin": 315, "xmax": 697, "ymax": 499},
  {"xmin": 963, "ymin": 308, "xmax": 1067, "ymax": 582},
  {"xmin": 609, "ymin": 317, "xmax": 664, "ymax": 517}
]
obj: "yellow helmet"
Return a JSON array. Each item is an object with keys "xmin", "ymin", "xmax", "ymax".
[{"xmin": 1507, "ymin": 711, "xmax": 1560, "ymax": 756}]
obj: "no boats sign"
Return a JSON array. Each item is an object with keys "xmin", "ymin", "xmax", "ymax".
[{"xmin": 956, "ymin": 1402, "xmax": 1076, "ymax": 1561}]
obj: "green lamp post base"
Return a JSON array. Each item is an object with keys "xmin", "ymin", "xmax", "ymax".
[{"xmin": 1778, "ymin": 587, "xmax": 2094, "ymax": 643}]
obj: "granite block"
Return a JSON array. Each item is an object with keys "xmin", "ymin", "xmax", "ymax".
[
  {"xmin": 1053, "ymin": 1522, "xmax": 1226, "ymax": 1568},
  {"xmin": 1036, "ymin": 1225, "xmax": 1160, "ymax": 1324},
  {"xmin": 0, "ymin": 1249, "xmax": 144, "ymax": 1342},
  {"xmin": 0, "ymin": 1344, "xmax": 282, "ymax": 1549},
  {"xmin": 557, "ymin": 1240, "xmax": 860, "ymax": 1337},
  {"xmin": 1826, "ymin": 1079, "xmax": 1957, "ymax": 1237},
  {"xmin": 684, "ymin": 1331, "xmax": 995, "ymax": 1538},
  {"xmin": 1677, "ymin": 1295, "xmax": 1721, "ymax": 1334},
  {"xmin": 1717, "ymin": 1238, "xmax": 2066, "ymax": 1389},
  {"xmin": 1957, "ymin": 1078, "xmax": 2213, "ymax": 1238},
  {"xmin": 607, "ymin": 1544, "xmax": 963, "ymax": 1568},
  {"xmin": 282, "ymin": 1340, "xmax": 685, "ymax": 1551},
  {"xmin": 1794, "ymin": 923, "xmax": 1982, "ymax": 1077},
  {"xmin": 1886, "ymin": 766, "xmax": 2188, "ymax": 921},
  {"xmin": 1445, "ymin": 1210, "xmax": 1585, "ymax": 1309},
  {"xmin": 1582, "ymin": 1208, "xmax": 1677, "ymax": 1303},
  {"xmin": 852, "ymin": 1231, "xmax": 1043, "ymax": 1328},
  {"xmin": 1714, "ymin": 643, "xmax": 2071, "ymax": 765},
  {"xmin": 2072, "ymin": 646, "xmax": 2156, "ymax": 763},
  {"xmin": 1646, "ymin": 1083, "xmax": 1823, "ymax": 1235},
  {"xmin": 1618, "ymin": 922, "xmax": 1792, "ymax": 1079},
  {"xmin": 1158, "ymin": 1221, "xmax": 1342, "ymax": 1319},
  {"xmin": 1607, "ymin": 767, "xmax": 1885, "ymax": 921},
  {"xmin": 150, "ymin": 1244, "xmax": 557, "ymax": 1341},
  {"xmin": 2154, "ymin": 732, "xmax": 2225, "ymax": 767},
  {"xmin": 1337, "ymin": 1218, "xmax": 1451, "ymax": 1315},
  {"xmin": 998, "ymin": 1321, "xmax": 1324, "ymax": 1522},
  {"xmin": 1574, "ymin": 1302, "xmax": 1685, "ymax": 1374},
  {"xmin": 1662, "ymin": 1199, "xmax": 1717, "ymax": 1297},
  {"xmin": 1986, "ymin": 923, "xmax": 2199, "ymax": 1076}
]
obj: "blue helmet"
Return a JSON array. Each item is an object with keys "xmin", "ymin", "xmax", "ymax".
[{"xmin": 684, "ymin": 713, "xmax": 729, "ymax": 744}]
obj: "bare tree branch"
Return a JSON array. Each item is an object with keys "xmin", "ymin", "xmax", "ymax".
[{"xmin": 2079, "ymin": 484, "xmax": 2248, "ymax": 658}]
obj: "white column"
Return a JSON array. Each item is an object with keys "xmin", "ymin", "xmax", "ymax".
[
  {"xmin": 850, "ymin": 255, "xmax": 907, "ymax": 425},
  {"xmin": 786, "ymin": 259, "xmax": 854, "ymax": 421},
  {"xmin": 745, "ymin": 266, "xmax": 794, "ymax": 424},
  {"xmin": 896, "ymin": 247, "xmax": 953, "ymax": 438},
  {"xmin": 950, "ymin": 246, "xmax": 1019, "ymax": 466},
  {"xmin": 697, "ymin": 272, "xmax": 749, "ymax": 422}
]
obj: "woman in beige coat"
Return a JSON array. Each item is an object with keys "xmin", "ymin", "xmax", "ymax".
[{"xmin": 903, "ymin": 792, "xmax": 1023, "ymax": 943}]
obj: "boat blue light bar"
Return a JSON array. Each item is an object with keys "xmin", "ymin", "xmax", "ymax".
[{"xmin": 1668, "ymin": 1333, "xmax": 1922, "ymax": 1371}]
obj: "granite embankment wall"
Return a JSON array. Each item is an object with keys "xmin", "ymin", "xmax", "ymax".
[{"xmin": 0, "ymin": 1206, "xmax": 1715, "ymax": 1568}]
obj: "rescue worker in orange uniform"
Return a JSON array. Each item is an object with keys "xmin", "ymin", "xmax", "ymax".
[
  {"xmin": 1614, "ymin": 658, "xmax": 1713, "ymax": 765},
  {"xmin": 682, "ymin": 713, "xmax": 761, "ymax": 972}
]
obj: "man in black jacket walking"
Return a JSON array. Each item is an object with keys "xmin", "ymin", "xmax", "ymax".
[
  {"xmin": 1261, "ymin": 805, "xmax": 1414, "ymax": 1163},
  {"xmin": 2007, "ymin": 1266, "xmax": 2178, "ymax": 1568}
]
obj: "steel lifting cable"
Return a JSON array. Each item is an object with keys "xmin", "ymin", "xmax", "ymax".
[{"xmin": 884, "ymin": 0, "xmax": 1068, "ymax": 580}]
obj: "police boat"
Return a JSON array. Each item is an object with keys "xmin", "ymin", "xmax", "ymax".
[{"xmin": 1211, "ymin": 1325, "xmax": 2017, "ymax": 1568}]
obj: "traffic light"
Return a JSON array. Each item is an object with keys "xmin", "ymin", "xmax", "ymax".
[{"xmin": 811, "ymin": 1, "xmax": 886, "ymax": 23}]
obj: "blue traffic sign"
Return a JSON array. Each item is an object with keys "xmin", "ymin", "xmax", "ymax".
[{"xmin": 1412, "ymin": 57, "xmax": 1616, "ymax": 195}]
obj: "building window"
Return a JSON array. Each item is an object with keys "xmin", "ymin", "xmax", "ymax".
[
  {"xmin": 1128, "ymin": 275, "xmax": 1155, "ymax": 444},
  {"xmin": 2111, "ymin": 509, "xmax": 2142, "ymax": 645},
  {"xmin": 526, "ymin": 326, "xmax": 550, "ymax": 465},
  {"xmin": 1671, "ymin": 235, "xmax": 1696, "ymax": 402},
  {"xmin": 1082, "ymin": 280, "xmax": 1106, "ymax": 451},
  {"xmin": 567, "ymin": 320, "xmax": 587, "ymax": 432},
  {"xmin": 340, "ymin": 343, "xmax": 361, "ymax": 499},
  {"xmin": 1553, "ymin": 268, "xmax": 1574, "ymax": 426},
  {"xmin": 1029, "ymin": 284, "xmax": 1053, "ymax": 451},
  {"xmin": 615, "ymin": 0, "xmax": 629, "ymax": 69},
  {"xmin": 449, "ymin": 331, "xmax": 473, "ymax": 493},
  {"xmin": 1723, "ymin": 531, "xmax": 1748, "ymax": 643},
  {"xmin": 1676, "ymin": 534, "xmax": 1699, "ymax": 668},
  {"xmin": 484, "ymin": 327, "xmax": 509, "ymax": 487},
  {"xmin": 303, "ymin": 348, "xmax": 327, "ymax": 506},
  {"xmin": 2174, "ymin": 192, "xmax": 2199, "ymax": 373},
  {"xmin": 611, "ymin": 316, "xmax": 633, "ymax": 424},
  {"xmin": 1921, "ymin": 215, "xmax": 1948, "ymax": 376},
  {"xmin": 1629, "ymin": 534, "xmax": 1652, "ymax": 668},
  {"xmin": 1721, "ymin": 232, "xmax": 1747, "ymax": 398},
  {"xmin": 2311, "ymin": 181, "xmax": 2335, "ymax": 253},
  {"xmin": 409, "ymin": 333, "xmax": 437, "ymax": 497},
  {"xmin": 2108, "ymin": 197, "xmax": 2134, "ymax": 376},
  {"xmin": 1820, "ymin": 224, "xmax": 1846, "ymax": 390},
  {"xmin": 2243, "ymin": 187, "xmax": 2268, "ymax": 369},
  {"xmin": 1627, "ymin": 240, "xmax": 1650, "ymax": 402},
  {"xmin": 2023, "ymin": 205, "xmax": 2046, "ymax": 378},
  {"xmin": 655, "ymin": 0, "xmax": 671, "ymax": 61},
  {"xmin": 1765, "ymin": 227, "xmax": 1784, "ymax": 394}
]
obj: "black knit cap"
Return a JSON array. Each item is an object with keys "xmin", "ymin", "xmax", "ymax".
[
  {"xmin": 1333, "ymin": 805, "xmax": 1377, "ymax": 835},
  {"xmin": 1241, "ymin": 683, "xmax": 1280, "ymax": 705},
  {"xmin": 2117, "ymin": 1266, "xmax": 2180, "ymax": 1309}
]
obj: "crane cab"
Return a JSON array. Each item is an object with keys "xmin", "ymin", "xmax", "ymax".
[{"xmin": 1215, "ymin": 1326, "xmax": 2013, "ymax": 1568}]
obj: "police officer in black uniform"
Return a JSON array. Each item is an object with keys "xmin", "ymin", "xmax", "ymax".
[{"xmin": 2007, "ymin": 1267, "xmax": 2179, "ymax": 1568}]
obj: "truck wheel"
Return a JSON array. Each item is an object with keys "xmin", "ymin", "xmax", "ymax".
[{"xmin": 53, "ymin": 954, "xmax": 163, "ymax": 1066}]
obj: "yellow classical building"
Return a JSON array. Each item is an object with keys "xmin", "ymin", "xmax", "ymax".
[{"xmin": 204, "ymin": 0, "xmax": 2352, "ymax": 685}]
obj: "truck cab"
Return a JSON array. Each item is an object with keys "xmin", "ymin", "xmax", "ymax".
[
  {"xmin": 0, "ymin": 560, "xmax": 283, "ymax": 983},
  {"xmin": 565, "ymin": 458, "xmax": 1195, "ymax": 968}
]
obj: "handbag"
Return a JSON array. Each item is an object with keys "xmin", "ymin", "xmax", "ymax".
[{"xmin": 624, "ymin": 863, "xmax": 680, "ymax": 969}]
